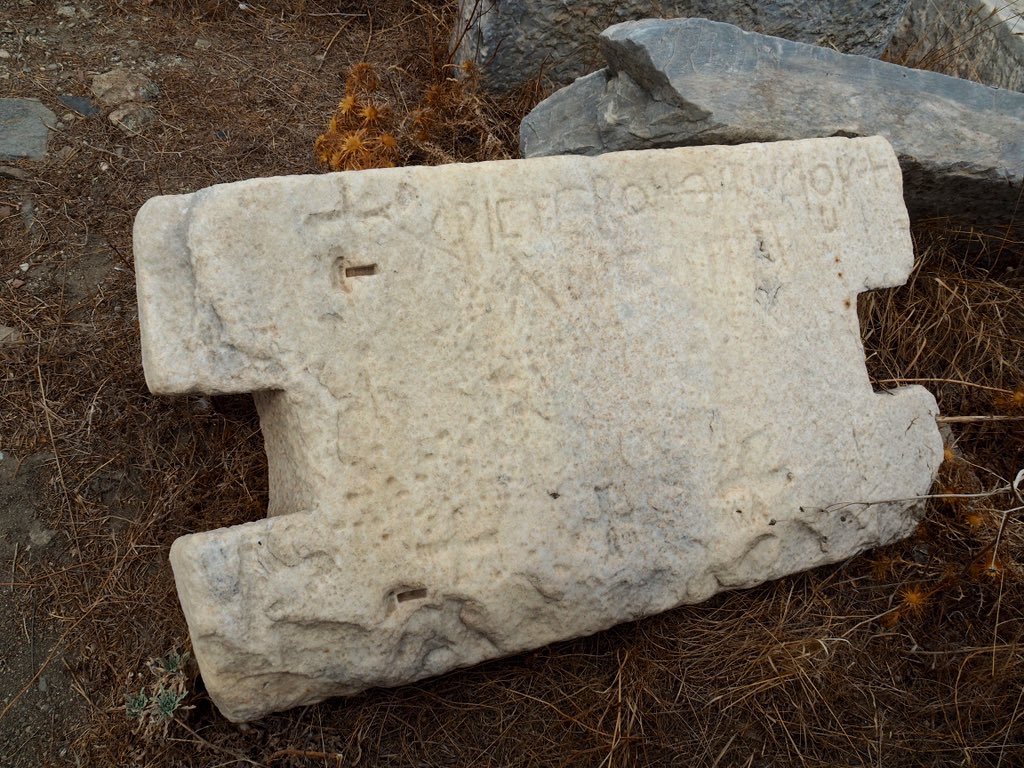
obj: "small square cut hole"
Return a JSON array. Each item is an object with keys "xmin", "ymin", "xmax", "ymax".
[
  {"xmin": 396, "ymin": 588, "xmax": 428, "ymax": 603},
  {"xmin": 345, "ymin": 264, "xmax": 378, "ymax": 278}
]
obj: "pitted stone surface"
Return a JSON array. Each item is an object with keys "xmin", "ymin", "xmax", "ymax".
[
  {"xmin": 135, "ymin": 137, "xmax": 943, "ymax": 722},
  {"xmin": 455, "ymin": 0, "xmax": 910, "ymax": 91},
  {"xmin": 520, "ymin": 19, "xmax": 1024, "ymax": 225}
]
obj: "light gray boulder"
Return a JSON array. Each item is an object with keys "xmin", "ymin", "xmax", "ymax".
[
  {"xmin": 520, "ymin": 19, "xmax": 1024, "ymax": 225},
  {"xmin": 135, "ymin": 137, "xmax": 943, "ymax": 721},
  {"xmin": 455, "ymin": 0, "xmax": 911, "ymax": 91}
]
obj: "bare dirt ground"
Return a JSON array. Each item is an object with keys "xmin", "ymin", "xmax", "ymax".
[{"xmin": 1, "ymin": 1, "xmax": 1022, "ymax": 766}]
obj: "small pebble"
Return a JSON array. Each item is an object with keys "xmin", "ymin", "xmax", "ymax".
[
  {"xmin": 9, "ymin": 279, "xmax": 24, "ymax": 288},
  {"xmin": 0, "ymin": 50, "xmax": 10, "ymax": 59},
  {"xmin": 19, "ymin": 262, "xmax": 29, "ymax": 272},
  {"xmin": 29, "ymin": 527, "xmax": 55, "ymax": 546},
  {"xmin": 0, "ymin": 166, "xmax": 29, "ymax": 181}
]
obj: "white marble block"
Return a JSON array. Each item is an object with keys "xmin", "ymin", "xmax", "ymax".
[{"xmin": 134, "ymin": 137, "xmax": 943, "ymax": 722}]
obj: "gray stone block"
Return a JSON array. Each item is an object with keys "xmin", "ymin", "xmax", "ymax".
[
  {"xmin": 455, "ymin": 0, "xmax": 910, "ymax": 91},
  {"xmin": 520, "ymin": 18, "xmax": 1024, "ymax": 225},
  {"xmin": 0, "ymin": 98, "xmax": 57, "ymax": 161}
]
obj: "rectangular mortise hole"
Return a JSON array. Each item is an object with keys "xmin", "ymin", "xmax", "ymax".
[
  {"xmin": 345, "ymin": 264, "xmax": 378, "ymax": 278},
  {"xmin": 396, "ymin": 588, "xmax": 428, "ymax": 603}
]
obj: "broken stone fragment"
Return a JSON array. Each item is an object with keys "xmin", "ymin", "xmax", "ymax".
[
  {"xmin": 0, "ymin": 165, "xmax": 29, "ymax": 181},
  {"xmin": 520, "ymin": 18, "xmax": 1024, "ymax": 226},
  {"xmin": 90, "ymin": 68, "xmax": 159, "ymax": 107},
  {"xmin": 0, "ymin": 325, "xmax": 23, "ymax": 345},
  {"xmin": 135, "ymin": 137, "xmax": 943, "ymax": 722},
  {"xmin": 57, "ymin": 94, "xmax": 100, "ymax": 117},
  {"xmin": 454, "ymin": 0, "xmax": 911, "ymax": 91},
  {"xmin": 109, "ymin": 103, "xmax": 155, "ymax": 133},
  {"xmin": 0, "ymin": 98, "xmax": 57, "ymax": 161}
]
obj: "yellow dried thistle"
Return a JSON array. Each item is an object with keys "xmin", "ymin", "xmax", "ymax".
[
  {"xmin": 962, "ymin": 509, "xmax": 986, "ymax": 531},
  {"xmin": 339, "ymin": 130, "xmax": 369, "ymax": 160},
  {"xmin": 346, "ymin": 62, "xmax": 377, "ymax": 93},
  {"xmin": 994, "ymin": 387, "xmax": 1024, "ymax": 413},
  {"xmin": 337, "ymin": 93, "xmax": 359, "ymax": 118},
  {"xmin": 359, "ymin": 102, "xmax": 382, "ymax": 126},
  {"xmin": 377, "ymin": 132, "xmax": 399, "ymax": 155},
  {"xmin": 899, "ymin": 584, "xmax": 931, "ymax": 617},
  {"xmin": 970, "ymin": 554, "xmax": 1004, "ymax": 581},
  {"xmin": 871, "ymin": 554, "xmax": 899, "ymax": 582}
]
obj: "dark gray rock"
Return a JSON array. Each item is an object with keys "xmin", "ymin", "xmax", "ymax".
[
  {"xmin": 521, "ymin": 19, "xmax": 1024, "ymax": 225},
  {"xmin": 455, "ymin": 0, "xmax": 911, "ymax": 91},
  {"xmin": 0, "ymin": 99, "xmax": 57, "ymax": 161}
]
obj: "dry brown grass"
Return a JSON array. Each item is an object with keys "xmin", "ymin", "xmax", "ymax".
[
  {"xmin": 882, "ymin": 2, "xmax": 1023, "ymax": 83},
  {"xmin": 0, "ymin": 1, "xmax": 1022, "ymax": 766}
]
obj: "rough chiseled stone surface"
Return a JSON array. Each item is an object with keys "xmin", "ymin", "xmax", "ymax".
[
  {"xmin": 887, "ymin": 0, "xmax": 1024, "ymax": 93},
  {"xmin": 0, "ymin": 98, "xmax": 56, "ymax": 160},
  {"xmin": 520, "ymin": 19, "xmax": 1024, "ymax": 225},
  {"xmin": 135, "ymin": 137, "xmax": 943, "ymax": 722},
  {"xmin": 455, "ymin": 0, "xmax": 910, "ymax": 91}
]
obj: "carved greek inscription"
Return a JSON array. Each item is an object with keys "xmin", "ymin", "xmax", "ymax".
[
  {"xmin": 808, "ymin": 163, "xmax": 835, "ymax": 197},
  {"xmin": 554, "ymin": 187, "xmax": 595, "ymax": 234},
  {"xmin": 621, "ymin": 184, "xmax": 649, "ymax": 215},
  {"xmin": 752, "ymin": 227, "xmax": 783, "ymax": 313},
  {"xmin": 834, "ymin": 150, "xmax": 870, "ymax": 186},
  {"xmin": 494, "ymin": 197, "xmax": 535, "ymax": 241},
  {"xmin": 675, "ymin": 173, "xmax": 711, "ymax": 204},
  {"xmin": 817, "ymin": 203, "xmax": 840, "ymax": 232},
  {"xmin": 755, "ymin": 281, "xmax": 782, "ymax": 311},
  {"xmin": 433, "ymin": 201, "xmax": 488, "ymax": 259}
]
